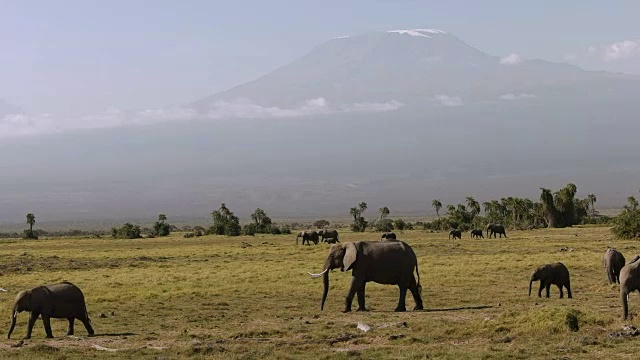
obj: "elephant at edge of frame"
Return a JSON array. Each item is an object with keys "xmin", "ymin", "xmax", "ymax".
[{"xmin": 8, "ymin": 282, "xmax": 95, "ymax": 339}]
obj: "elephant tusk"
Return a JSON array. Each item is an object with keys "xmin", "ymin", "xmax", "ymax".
[{"xmin": 308, "ymin": 269, "xmax": 329, "ymax": 278}]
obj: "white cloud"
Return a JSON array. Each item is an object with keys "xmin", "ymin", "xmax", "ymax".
[
  {"xmin": 500, "ymin": 53, "xmax": 524, "ymax": 65},
  {"xmin": 499, "ymin": 93, "xmax": 536, "ymax": 100},
  {"xmin": 563, "ymin": 53, "xmax": 578, "ymax": 61},
  {"xmin": 0, "ymin": 98, "xmax": 404, "ymax": 138},
  {"xmin": 603, "ymin": 40, "xmax": 640, "ymax": 61},
  {"xmin": 434, "ymin": 95, "xmax": 463, "ymax": 107}
]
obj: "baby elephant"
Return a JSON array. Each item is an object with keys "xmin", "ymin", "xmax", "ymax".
[
  {"xmin": 620, "ymin": 255, "xmax": 640, "ymax": 319},
  {"xmin": 448, "ymin": 229, "xmax": 462, "ymax": 240},
  {"xmin": 8, "ymin": 282, "xmax": 94, "ymax": 339},
  {"xmin": 470, "ymin": 229, "xmax": 484, "ymax": 239},
  {"xmin": 529, "ymin": 263, "xmax": 572, "ymax": 299},
  {"xmin": 381, "ymin": 232, "xmax": 397, "ymax": 241},
  {"xmin": 603, "ymin": 248, "xmax": 625, "ymax": 284}
]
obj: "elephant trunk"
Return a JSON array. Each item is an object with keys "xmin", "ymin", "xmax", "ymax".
[
  {"xmin": 622, "ymin": 290, "xmax": 629, "ymax": 320},
  {"xmin": 321, "ymin": 268, "xmax": 329, "ymax": 310},
  {"xmin": 528, "ymin": 280, "xmax": 533, "ymax": 297},
  {"xmin": 7, "ymin": 305, "xmax": 17, "ymax": 339}
]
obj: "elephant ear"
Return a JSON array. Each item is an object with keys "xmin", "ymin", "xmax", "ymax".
[{"xmin": 343, "ymin": 243, "xmax": 358, "ymax": 271}]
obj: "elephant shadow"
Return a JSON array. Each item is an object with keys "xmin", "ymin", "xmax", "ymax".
[
  {"xmin": 368, "ymin": 305, "xmax": 493, "ymax": 313},
  {"xmin": 89, "ymin": 332, "xmax": 137, "ymax": 337}
]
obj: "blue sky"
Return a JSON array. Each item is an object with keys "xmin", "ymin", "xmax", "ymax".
[{"xmin": 1, "ymin": 0, "xmax": 639, "ymax": 115}]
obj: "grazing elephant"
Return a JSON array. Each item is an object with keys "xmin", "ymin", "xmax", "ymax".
[
  {"xmin": 470, "ymin": 229, "xmax": 484, "ymax": 239},
  {"xmin": 8, "ymin": 282, "xmax": 94, "ymax": 339},
  {"xmin": 381, "ymin": 232, "xmax": 397, "ymax": 241},
  {"xmin": 486, "ymin": 224, "xmax": 507, "ymax": 238},
  {"xmin": 296, "ymin": 231, "xmax": 319, "ymax": 245},
  {"xmin": 319, "ymin": 229, "xmax": 339, "ymax": 243},
  {"xmin": 308, "ymin": 241, "xmax": 424, "ymax": 312},
  {"xmin": 324, "ymin": 238, "xmax": 339, "ymax": 244},
  {"xmin": 603, "ymin": 248, "xmax": 626, "ymax": 284},
  {"xmin": 619, "ymin": 255, "xmax": 640, "ymax": 319},
  {"xmin": 448, "ymin": 229, "xmax": 462, "ymax": 239},
  {"xmin": 529, "ymin": 263, "xmax": 572, "ymax": 299}
]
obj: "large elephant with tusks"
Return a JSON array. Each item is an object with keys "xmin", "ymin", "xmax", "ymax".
[{"xmin": 309, "ymin": 241, "xmax": 424, "ymax": 312}]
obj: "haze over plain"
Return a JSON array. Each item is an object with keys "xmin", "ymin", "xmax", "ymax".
[{"xmin": 1, "ymin": 1, "xmax": 639, "ymax": 223}]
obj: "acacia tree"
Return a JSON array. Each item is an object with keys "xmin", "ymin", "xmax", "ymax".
[
  {"xmin": 432, "ymin": 199, "xmax": 442, "ymax": 218},
  {"xmin": 379, "ymin": 206, "xmax": 390, "ymax": 221},
  {"xmin": 588, "ymin": 194, "xmax": 597, "ymax": 216},
  {"xmin": 349, "ymin": 202, "xmax": 368, "ymax": 232},
  {"xmin": 210, "ymin": 203, "xmax": 241, "ymax": 236},
  {"xmin": 250, "ymin": 208, "xmax": 272, "ymax": 233},
  {"xmin": 26, "ymin": 213, "xmax": 35, "ymax": 233}
]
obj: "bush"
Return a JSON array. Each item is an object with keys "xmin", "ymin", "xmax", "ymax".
[
  {"xmin": 22, "ymin": 230, "xmax": 38, "ymax": 240},
  {"xmin": 394, "ymin": 219, "xmax": 407, "ymax": 231},
  {"xmin": 280, "ymin": 225, "xmax": 292, "ymax": 235},
  {"xmin": 153, "ymin": 222, "xmax": 171, "ymax": 237},
  {"xmin": 111, "ymin": 223, "xmax": 142, "ymax": 239},
  {"xmin": 270, "ymin": 226, "xmax": 281, "ymax": 235},
  {"xmin": 313, "ymin": 220, "xmax": 330, "ymax": 229},
  {"xmin": 374, "ymin": 219, "xmax": 394, "ymax": 232},
  {"xmin": 243, "ymin": 224, "xmax": 257, "ymax": 236},
  {"xmin": 612, "ymin": 209, "xmax": 640, "ymax": 239}
]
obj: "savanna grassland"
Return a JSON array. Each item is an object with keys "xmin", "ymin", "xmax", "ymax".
[{"xmin": 0, "ymin": 227, "xmax": 639, "ymax": 359}]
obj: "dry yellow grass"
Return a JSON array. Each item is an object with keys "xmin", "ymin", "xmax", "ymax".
[{"xmin": 0, "ymin": 226, "xmax": 638, "ymax": 359}]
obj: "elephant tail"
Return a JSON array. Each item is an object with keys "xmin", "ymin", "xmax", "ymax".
[{"xmin": 415, "ymin": 262, "xmax": 422, "ymax": 295}]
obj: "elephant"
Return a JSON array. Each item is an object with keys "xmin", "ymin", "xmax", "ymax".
[
  {"xmin": 486, "ymin": 224, "xmax": 507, "ymax": 238},
  {"xmin": 324, "ymin": 238, "xmax": 339, "ymax": 244},
  {"xmin": 308, "ymin": 241, "xmax": 424, "ymax": 312},
  {"xmin": 529, "ymin": 263, "xmax": 572, "ymax": 299},
  {"xmin": 470, "ymin": 229, "xmax": 484, "ymax": 239},
  {"xmin": 296, "ymin": 231, "xmax": 319, "ymax": 245},
  {"xmin": 449, "ymin": 229, "xmax": 462, "ymax": 239},
  {"xmin": 8, "ymin": 282, "xmax": 94, "ymax": 339},
  {"xmin": 619, "ymin": 255, "xmax": 640, "ymax": 319},
  {"xmin": 319, "ymin": 229, "xmax": 339, "ymax": 243},
  {"xmin": 380, "ymin": 232, "xmax": 397, "ymax": 241},
  {"xmin": 603, "ymin": 248, "xmax": 625, "ymax": 284}
]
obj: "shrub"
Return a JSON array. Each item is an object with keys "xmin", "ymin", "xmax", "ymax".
[
  {"xmin": 209, "ymin": 204, "xmax": 242, "ymax": 237},
  {"xmin": 270, "ymin": 226, "xmax": 281, "ymax": 235},
  {"xmin": 280, "ymin": 225, "xmax": 292, "ymax": 235},
  {"xmin": 313, "ymin": 220, "xmax": 330, "ymax": 229},
  {"xmin": 243, "ymin": 224, "xmax": 257, "ymax": 236},
  {"xmin": 612, "ymin": 209, "xmax": 640, "ymax": 239},
  {"xmin": 111, "ymin": 223, "xmax": 142, "ymax": 239},
  {"xmin": 394, "ymin": 219, "xmax": 407, "ymax": 231},
  {"xmin": 22, "ymin": 230, "xmax": 38, "ymax": 240}
]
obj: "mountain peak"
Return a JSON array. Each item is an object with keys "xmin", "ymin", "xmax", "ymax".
[{"xmin": 386, "ymin": 29, "xmax": 447, "ymax": 38}]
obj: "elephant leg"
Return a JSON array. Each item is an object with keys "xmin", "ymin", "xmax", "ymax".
[
  {"xmin": 25, "ymin": 312, "xmax": 40, "ymax": 339},
  {"xmin": 78, "ymin": 314, "xmax": 94, "ymax": 336},
  {"xmin": 395, "ymin": 285, "xmax": 408, "ymax": 312},
  {"xmin": 409, "ymin": 275, "xmax": 424, "ymax": 310},
  {"xmin": 356, "ymin": 283, "xmax": 368, "ymax": 312},
  {"xmin": 545, "ymin": 282, "xmax": 551, "ymax": 298},
  {"xmin": 538, "ymin": 282, "xmax": 544, "ymax": 297},
  {"xmin": 558, "ymin": 284, "xmax": 564, "ymax": 298},
  {"xmin": 42, "ymin": 315, "xmax": 54, "ymax": 338},
  {"xmin": 566, "ymin": 283, "xmax": 572, "ymax": 299},
  {"xmin": 344, "ymin": 277, "xmax": 363, "ymax": 313},
  {"xmin": 67, "ymin": 318, "xmax": 75, "ymax": 336}
]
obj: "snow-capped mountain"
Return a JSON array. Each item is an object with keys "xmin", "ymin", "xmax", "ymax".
[{"xmin": 192, "ymin": 29, "xmax": 638, "ymax": 111}]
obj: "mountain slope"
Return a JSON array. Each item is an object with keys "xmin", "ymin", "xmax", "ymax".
[{"xmin": 0, "ymin": 99, "xmax": 22, "ymax": 117}]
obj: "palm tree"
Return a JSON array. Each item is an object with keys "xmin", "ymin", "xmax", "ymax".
[
  {"xmin": 465, "ymin": 197, "xmax": 480, "ymax": 217},
  {"xmin": 432, "ymin": 199, "xmax": 442, "ymax": 219},
  {"xmin": 158, "ymin": 214, "xmax": 167, "ymax": 224},
  {"xmin": 587, "ymin": 194, "xmax": 597, "ymax": 216},
  {"xmin": 358, "ymin": 202, "xmax": 367, "ymax": 214},
  {"xmin": 378, "ymin": 206, "xmax": 390, "ymax": 221},
  {"xmin": 26, "ymin": 213, "xmax": 35, "ymax": 234}
]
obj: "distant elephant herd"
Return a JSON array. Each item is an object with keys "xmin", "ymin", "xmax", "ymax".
[{"xmin": 448, "ymin": 223, "xmax": 507, "ymax": 240}]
